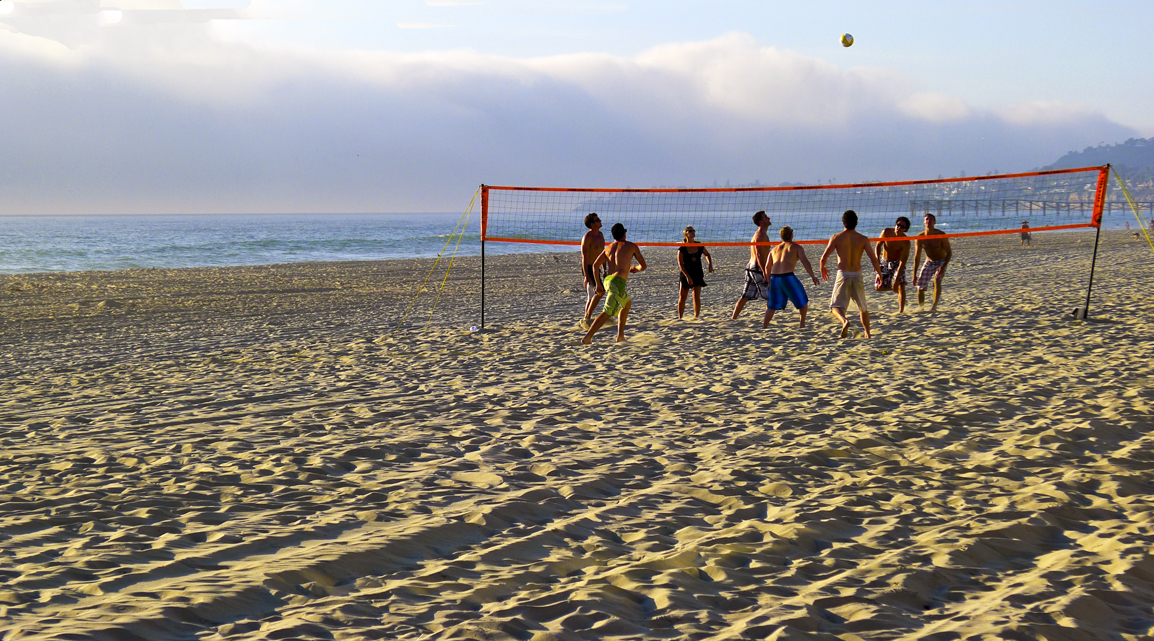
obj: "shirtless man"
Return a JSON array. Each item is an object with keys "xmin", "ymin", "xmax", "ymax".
[
  {"xmin": 1019, "ymin": 220, "xmax": 1032, "ymax": 248},
  {"xmin": 580, "ymin": 213, "xmax": 606, "ymax": 327},
  {"xmin": 875, "ymin": 216, "xmax": 911, "ymax": 313},
  {"xmin": 912, "ymin": 213, "xmax": 952, "ymax": 312},
  {"xmin": 819, "ymin": 209, "xmax": 881, "ymax": 338},
  {"xmin": 764, "ymin": 226, "xmax": 820, "ymax": 329},
  {"xmin": 731, "ymin": 210, "xmax": 772, "ymax": 319},
  {"xmin": 582, "ymin": 223, "xmax": 647, "ymax": 344}
]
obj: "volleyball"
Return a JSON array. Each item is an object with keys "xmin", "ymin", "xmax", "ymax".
[{"xmin": 840, "ymin": 33, "xmax": 854, "ymax": 47}]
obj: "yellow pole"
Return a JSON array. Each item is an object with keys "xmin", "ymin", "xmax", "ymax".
[
  {"xmin": 392, "ymin": 188, "xmax": 479, "ymax": 337},
  {"xmin": 425, "ymin": 197, "xmax": 476, "ymax": 334},
  {"xmin": 1113, "ymin": 168, "xmax": 1154, "ymax": 255}
]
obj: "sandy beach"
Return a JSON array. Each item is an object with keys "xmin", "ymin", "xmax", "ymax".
[{"xmin": 1, "ymin": 230, "xmax": 1153, "ymax": 640}]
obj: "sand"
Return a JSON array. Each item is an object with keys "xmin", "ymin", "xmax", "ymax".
[{"xmin": 1, "ymin": 231, "xmax": 1152, "ymax": 640}]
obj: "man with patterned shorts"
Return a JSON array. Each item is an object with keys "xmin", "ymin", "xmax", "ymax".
[
  {"xmin": 875, "ymin": 216, "xmax": 911, "ymax": 313},
  {"xmin": 732, "ymin": 210, "xmax": 772, "ymax": 319},
  {"xmin": 913, "ymin": 213, "xmax": 952, "ymax": 313}
]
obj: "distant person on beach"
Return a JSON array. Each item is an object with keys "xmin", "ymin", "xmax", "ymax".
[
  {"xmin": 580, "ymin": 213, "xmax": 606, "ymax": 327},
  {"xmin": 819, "ymin": 209, "xmax": 881, "ymax": 338},
  {"xmin": 582, "ymin": 223, "xmax": 647, "ymax": 344},
  {"xmin": 677, "ymin": 226, "xmax": 713, "ymax": 319},
  {"xmin": 764, "ymin": 226, "xmax": 819, "ymax": 328},
  {"xmin": 732, "ymin": 210, "xmax": 772, "ymax": 319},
  {"xmin": 1020, "ymin": 220, "xmax": 1032, "ymax": 247},
  {"xmin": 913, "ymin": 213, "xmax": 953, "ymax": 312},
  {"xmin": 875, "ymin": 216, "xmax": 911, "ymax": 313}
]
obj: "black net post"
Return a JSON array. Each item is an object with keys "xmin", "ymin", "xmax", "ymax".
[
  {"xmin": 481, "ymin": 238, "xmax": 486, "ymax": 329},
  {"xmin": 480, "ymin": 184, "xmax": 487, "ymax": 329},
  {"xmin": 1074, "ymin": 222, "xmax": 1103, "ymax": 321},
  {"xmin": 1074, "ymin": 166, "xmax": 1109, "ymax": 320}
]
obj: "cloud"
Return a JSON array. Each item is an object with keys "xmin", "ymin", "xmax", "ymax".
[
  {"xmin": 104, "ymin": 0, "xmax": 183, "ymax": 8},
  {"xmin": 180, "ymin": 0, "xmax": 251, "ymax": 8},
  {"xmin": 0, "ymin": 29, "xmax": 1136, "ymax": 214},
  {"xmin": 396, "ymin": 22, "xmax": 452, "ymax": 29},
  {"xmin": 0, "ymin": 0, "xmax": 249, "ymax": 47},
  {"xmin": 899, "ymin": 92, "xmax": 973, "ymax": 123},
  {"xmin": 996, "ymin": 101, "xmax": 1100, "ymax": 127}
]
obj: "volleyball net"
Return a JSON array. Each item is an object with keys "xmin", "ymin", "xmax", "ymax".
[{"xmin": 481, "ymin": 166, "xmax": 1111, "ymax": 247}]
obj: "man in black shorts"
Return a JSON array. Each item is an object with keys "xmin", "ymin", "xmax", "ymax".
[
  {"xmin": 580, "ymin": 213, "xmax": 606, "ymax": 327},
  {"xmin": 731, "ymin": 210, "xmax": 772, "ymax": 319}
]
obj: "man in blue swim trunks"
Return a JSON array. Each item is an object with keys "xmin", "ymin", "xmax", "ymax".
[{"xmin": 764, "ymin": 226, "xmax": 820, "ymax": 328}]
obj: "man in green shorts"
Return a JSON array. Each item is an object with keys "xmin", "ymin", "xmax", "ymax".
[{"xmin": 582, "ymin": 223, "xmax": 647, "ymax": 344}]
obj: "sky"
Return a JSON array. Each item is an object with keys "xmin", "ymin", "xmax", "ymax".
[{"xmin": 1, "ymin": 0, "xmax": 1151, "ymax": 214}]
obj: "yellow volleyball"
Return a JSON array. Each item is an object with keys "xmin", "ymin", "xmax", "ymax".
[{"xmin": 840, "ymin": 33, "xmax": 854, "ymax": 47}]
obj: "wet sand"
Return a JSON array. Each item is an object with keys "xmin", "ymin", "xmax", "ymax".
[{"xmin": 1, "ymin": 231, "xmax": 1152, "ymax": 640}]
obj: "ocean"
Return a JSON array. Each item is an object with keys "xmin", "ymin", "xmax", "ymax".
[
  {"xmin": 1, "ymin": 208, "xmax": 1143, "ymax": 275},
  {"xmin": 0, "ymin": 213, "xmax": 521, "ymax": 275}
]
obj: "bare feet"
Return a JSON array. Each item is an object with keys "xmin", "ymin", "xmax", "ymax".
[
  {"xmin": 616, "ymin": 334, "xmax": 625, "ymax": 343},
  {"xmin": 581, "ymin": 335, "xmax": 592, "ymax": 345},
  {"xmin": 839, "ymin": 321, "xmax": 850, "ymax": 338},
  {"xmin": 732, "ymin": 298, "xmax": 747, "ymax": 319}
]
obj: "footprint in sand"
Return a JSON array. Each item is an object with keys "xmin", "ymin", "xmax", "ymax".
[{"xmin": 451, "ymin": 471, "xmax": 505, "ymax": 488}]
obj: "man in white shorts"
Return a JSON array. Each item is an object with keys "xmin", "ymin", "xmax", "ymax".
[{"xmin": 819, "ymin": 210, "xmax": 882, "ymax": 338}]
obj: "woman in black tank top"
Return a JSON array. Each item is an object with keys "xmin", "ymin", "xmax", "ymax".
[{"xmin": 677, "ymin": 226, "xmax": 713, "ymax": 319}]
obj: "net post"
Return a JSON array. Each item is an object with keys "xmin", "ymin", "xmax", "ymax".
[
  {"xmin": 481, "ymin": 239, "xmax": 486, "ymax": 329},
  {"xmin": 1074, "ymin": 165, "xmax": 1109, "ymax": 320},
  {"xmin": 1075, "ymin": 225, "xmax": 1103, "ymax": 321},
  {"xmin": 480, "ymin": 184, "xmax": 488, "ymax": 329}
]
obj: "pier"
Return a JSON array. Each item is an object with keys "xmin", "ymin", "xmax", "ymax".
[{"xmin": 908, "ymin": 199, "xmax": 1154, "ymax": 218}]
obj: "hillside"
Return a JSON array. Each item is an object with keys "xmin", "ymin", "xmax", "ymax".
[{"xmin": 1044, "ymin": 138, "xmax": 1154, "ymax": 199}]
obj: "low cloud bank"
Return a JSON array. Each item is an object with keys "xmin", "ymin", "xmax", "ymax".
[{"xmin": 0, "ymin": 28, "xmax": 1134, "ymax": 213}]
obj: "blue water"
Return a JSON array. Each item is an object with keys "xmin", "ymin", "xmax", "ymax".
[
  {"xmin": 0, "ymin": 213, "xmax": 535, "ymax": 274},
  {"xmin": 1, "ymin": 206, "xmax": 1145, "ymax": 275}
]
